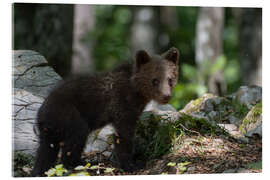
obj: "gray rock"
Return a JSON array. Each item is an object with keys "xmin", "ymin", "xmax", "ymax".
[
  {"xmin": 144, "ymin": 100, "xmax": 176, "ymax": 112},
  {"xmin": 187, "ymin": 166, "xmax": 196, "ymax": 172},
  {"xmin": 223, "ymin": 169, "xmax": 237, "ymax": 173},
  {"xmin": 83, "ymin": 125, "xmax": 115, "ymax": 154},
  {"xmin": 102, "ymin": 151, "xmax": 112, "ymax": 157},
  {"xmin": 218, "ymin": 124, "xmax": 240, "ymax": 137},
  {"xmin": 142, "ymin": 100, "xmax": 179, "ymax": 124},
  {"xmin": 228, "ymin": 115, "xmax": 241, "ymax": 126},
  {"xmin": 12, "ymin": 50, "xmax": 62, "ymax": 155},
  {"xmin": 153, "ymin": 111, "xmax": 180, "ymax": 123},
  {"xmin": 239, "ymin": 103, "xmax": 262, "ymax": 137},
  {"xmin": 237, "ymin": 136, "xmax": 249, "ymax": 144},
  {"xmin": 13, "ymin": 50, "xmax": 62, "ymax": 98},
  {"xmin": 180, "ymin": 93, "xmax": 215, "ymax": 114},
  {"xmin": 218, "ymin": 124, "xmax": 238, "ymax": 132},
  {"xmin": 84, "ymin": 139, "xmax": 109, "ymax": 153},
  {"xmin": 12, "ymin": 88, "xmax": 43, "ymax": 155},
  {"xmin": 180, "ymin": 93, "xmax": 231, "ymax": 124},
  {"xmin": 97, "ymin": 125, "xmax": 115, "ymax": 142},
  {"xmin": 208, "ymin": 111, "xmax": 219, "ymax": 121},
  {"xmin": 246, "ymin": 123, "xmax": 262, "ymax": 137},
  {"xmin": 235, "ymin": 86, "xmax": 262, "ymax": 108}
]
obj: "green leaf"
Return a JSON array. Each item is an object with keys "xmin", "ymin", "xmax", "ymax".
[
  {"xmin": 74, "ymin": 165, "xmax": 86, "ymax": 171},
  {"xmin": 55, "ymin": 164, "xmax": 64, "ymax": 169},
  {"xmin": 55, "ymin": 169, "xmax": 66, "ymax": 177},
  {"xmin": 104, "ymin": 167, "xmax": 115, "ymax": 173},
  {"xmin": 90, "ymin": 165, "xmax": 99, "ymax": 170},
  {"xmin": 85, "ymin": 163, "xmax": 91, "ymax": 168},
  {"xmin": 179, "ymin": 161, "xmax": 191, "ymax": 166},
  {"xmin": 167, "ymin": 162, "xmax": 176, "ymax": 167},
  {"xmin": 69, "ymin": 172, "xmax": 90, "ymax": 176},
  {"xmin": 179, "ymin": 166, "xmax": 187, "ymax": 171},
  {"xmin": 45, "ymin": 168, "xmax": 56, "ymax": 177}
]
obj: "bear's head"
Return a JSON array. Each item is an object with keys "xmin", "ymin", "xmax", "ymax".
[{"xmin": 132, "ymin": 47, "xmax": 179, "ymax": 104}]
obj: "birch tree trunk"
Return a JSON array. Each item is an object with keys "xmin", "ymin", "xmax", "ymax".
[
  {"xmin": 195, "ymin": 7, "xmax": 226, "ymax": 95},
  {"xmin": 130, "ymin": 7, "xmax": 157, "ymax": 56},
  {"xmin": 71, "ymin": 4, "xmax": 95, "ymax": 74}
]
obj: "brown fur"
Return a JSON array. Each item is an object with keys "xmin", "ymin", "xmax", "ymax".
[{"xmin": 32, "ymin": 47, "xmax": 179, "ymax": 176}]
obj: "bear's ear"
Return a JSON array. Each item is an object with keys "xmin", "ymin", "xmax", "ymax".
[
  {"xmin": 162, "ymin": 47, "xmax": 179, "ymax": 64},
  {"xmin": 135, "ymin": 50, "xmax": 151, "ymax": 70}
]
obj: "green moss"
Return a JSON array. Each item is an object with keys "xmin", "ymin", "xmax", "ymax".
[
  {"xmin": 253, "ymin": 102, "xmax": 262, "ymax": 116},
  {"xmin": 231, "ymin": 99, "xmax": 250, "ymax": 119},
  {"xmin": 185, "ymin": 97, "xmax": 203, "ymax": 114},
  {"xmin": 245, "ymin": 160, "xmax": 262, "ymax": 170},
  {"xmin": 193, "ymin": 97, "xmax": 203, "ymax": 107},
  {"xmin": 13, "ymin": 151, "xmax": 34, "ymax": 177},
  {"xmin": 176, "ymin": 113, "xmax": 227, "ymax": 135},
  {"xmin": 136, "ymin": 109, "xmax": 229, "ymax": 162},
  {"xmin": 239, "ymin": 102, "xmax": 262, "ymax": 135},
  {"xmin": 135, "ymin": 113, "xmax": 172, "ymax": 160}
]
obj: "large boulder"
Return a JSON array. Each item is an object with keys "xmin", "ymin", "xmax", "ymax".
[
  {"xmin": 13, "ymin": 50, "xmax": 62, "ymax": 98},
  {"xmin": 180, "ymin": 93, "xmax": 233, "ymax": 124},
  {"xmin": 13, "ymin": 88, "xmax": 43, "ymax": 155},
  {"xmin": 234, "ymin": 85, "xmax": 262, "ymax": 109},
  {"xmin": 12, "ymin": 50, "xmax": 62, "ymax": 155}
]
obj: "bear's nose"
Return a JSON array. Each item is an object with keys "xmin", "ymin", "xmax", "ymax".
[{"xmin": 163, "ymin": 95, "xmax": 171, "ymax": 102}]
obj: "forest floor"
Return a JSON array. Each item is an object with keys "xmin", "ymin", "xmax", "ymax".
[
  {"xmin": 14, "ymin": 134, "xmax": 262, "ymax": 177},
  {"xmin": 67, "ymin": 134, "xmax": 262, "ymax": 176},
  {"xmin": 85, "ymin": 136, "xmax": 262, "ymax": 176}
]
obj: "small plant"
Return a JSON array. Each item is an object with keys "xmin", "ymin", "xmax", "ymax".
[
  {"xmin": 44, "ymin": 163, "xmax": 93, "ymax": 177},
  {"xmin": 13, "ymin": 151, "xmax": 34, "ymax": 177},
  {"xmin": 231, "ymin": 99, "xmax": 250, "ymax": 119},
  {"xmin": 45, "ymin": 164, "xmax": 68, "ymax": 177},
  {"xmin": 167, "ymin": 161, "xmax": 191, "ymax": 174}
]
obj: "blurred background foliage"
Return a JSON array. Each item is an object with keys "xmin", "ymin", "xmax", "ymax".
[{"xmin": 13, "ymin": 4, "xmax": 262, "ymax": 110}]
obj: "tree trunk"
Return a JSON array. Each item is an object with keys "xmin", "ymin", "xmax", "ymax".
[
  {"xmin": 71, "ymin": 4, "xmax": 95, "ymax": 74},
  {"xmin": 158, "ymin": 6, "xmax": 178, "ymax": 51},
  {"xmin": 130, "ymin": 7, "xmax": 157, "ymax": 56},
  {"xmin": 195, "ymin": 7, "xmax": 226, "ymax": 95},
  {"xmin": 13, "ymin": 3, "xmax": 74, "ymax": 77},
  {"xmin": 239, "ymin": 8, "xmax": 262, "ymax": 86}
]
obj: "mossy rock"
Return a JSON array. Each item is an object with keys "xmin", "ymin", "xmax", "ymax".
[
  {"xmin": 239, "ymin": 102, "xmax": 262, "ymax": 137},
  {"xmin": 135, "ymin": 110, "xmax": 228, "ymax": 161},
  {"xmin": 180, "ymin": 93, "xmax": 215, "ymax": 114},
  {"xmin": 180, "ymin": 93, "xmax": 233, "ymax": 124}
]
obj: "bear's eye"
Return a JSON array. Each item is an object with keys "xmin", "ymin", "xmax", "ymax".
[
  {"xmin": 168, "ymin": 78, "xmax": 173, "ymax": 87},
  {"xmin": 152, "ymin": 78, "xmax": 160, "ymax": 86}
]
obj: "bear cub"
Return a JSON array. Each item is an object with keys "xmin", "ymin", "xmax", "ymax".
[{"xmin": 32, "ymin": 47, "xmax": 179, "ymax": 176}]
